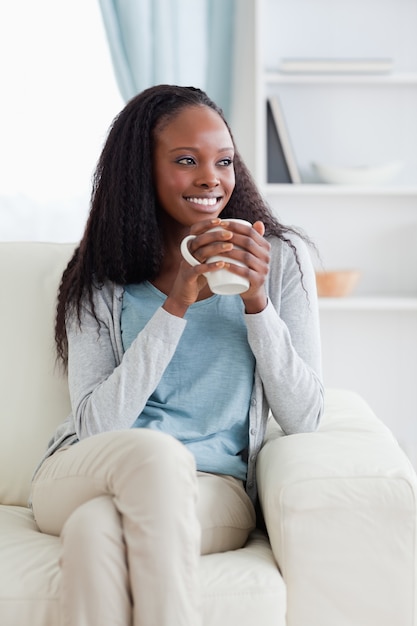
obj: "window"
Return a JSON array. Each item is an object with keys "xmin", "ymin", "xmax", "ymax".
[{"xmin": 0, "ymin": 0, "xmax": 123, "ymax": 240}]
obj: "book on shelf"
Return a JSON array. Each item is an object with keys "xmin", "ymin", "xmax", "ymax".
[
  {"xmin": 279, "ymin": 58, "xmax": 394, "ymax": 74},
  {"xmin": 266, "ymin": 97, "xmax": 301, "ymax": 184}
]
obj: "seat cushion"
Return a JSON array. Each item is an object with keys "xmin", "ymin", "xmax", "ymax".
[
  {"xmin": 0, "ymin": 505, "xmax": 285, "ymax": 626},
  {"xmin": 0, "ymin": 506, "xmax": 60, "ymax": 625},
  {"xmin": 200, "ymin": 529, "xmax": 286, "ymax": 625}
]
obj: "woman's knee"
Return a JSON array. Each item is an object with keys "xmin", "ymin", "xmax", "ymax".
[
  {"xmin": 108, "ymin": 429, "xmax": 196, "ymax": 480},
  {"xmin": 62, "ymin": 495, "xmax": 122, "ymax": 548},
  {"xmin": 85, "ymin": 430, "xmax": 198, "ymax": 516}
]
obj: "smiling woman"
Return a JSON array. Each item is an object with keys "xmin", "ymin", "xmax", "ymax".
[
  {"xmin": 29, "ymin": 83, "xmax": 324, "ymax": 626},
  {"xmin": 0, "ymin": 0, "xmax": 123, "ymax": 241}
]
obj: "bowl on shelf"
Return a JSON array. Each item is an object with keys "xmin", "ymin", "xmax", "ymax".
[
  {"xmin": 311, "ymin": 161, "xmax": 403, "ymax": 185},
  {"xmin": 315, "ymin": 270, "xmax": 361, "ymax": 298}
]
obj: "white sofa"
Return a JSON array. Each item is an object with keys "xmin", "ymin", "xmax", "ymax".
[{"xmin": 1, "ymin": 241, "xmax": 416, "ymax": 626}]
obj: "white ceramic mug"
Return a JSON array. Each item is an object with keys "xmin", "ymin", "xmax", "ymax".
[{"xmin": 180, "ymin": 218, "xmax": 251, "ymax": 295}]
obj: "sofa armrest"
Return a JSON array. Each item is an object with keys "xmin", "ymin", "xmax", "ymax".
[{"xmin": 257, "ymin": 389, "xmax": 417, "ymax": 626}]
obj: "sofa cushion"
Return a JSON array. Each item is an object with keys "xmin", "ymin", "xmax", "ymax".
[
  {"xmin": 0, "ymin": 243, "xmax": 75, "ymax": 506},
  {"xmin": 0, "ymin": 505, "xmax": 60, "ymax": 625},
  {"xmin": 0, "ymin": 505, "xmax": 286, "ymax": 626}
]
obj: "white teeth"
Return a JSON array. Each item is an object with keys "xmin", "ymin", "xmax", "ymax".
[{"xmin": 187, "ymin": 197, "xmax": 217, "ymax": 206}]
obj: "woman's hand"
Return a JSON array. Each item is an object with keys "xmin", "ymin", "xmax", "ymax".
[
  {"xmin": 220, "ymin": 219, "xmax": 270, "ymax": 313},
  {"xmin": 163, "ymin": 218, "xmax": 270, "ymax": 317}
]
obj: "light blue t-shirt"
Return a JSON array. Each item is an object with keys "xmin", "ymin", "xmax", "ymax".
[{"xmin": 121, "ymin": 282, "xmax": 255, "ymax": 480}]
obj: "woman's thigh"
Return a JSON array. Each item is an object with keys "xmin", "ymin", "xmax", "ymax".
[
  {"xmin": 31, "ymin": 429, "xmax": 255, "ymax": 556},
  {"xmin": 31, "ymin": 429, "xmax": 197, "ymax": 536},
  {"xmin": 196, "ymin": 471, "xmax": 256, "ymax": 555}
]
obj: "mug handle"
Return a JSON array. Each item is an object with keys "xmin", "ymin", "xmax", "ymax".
[{"xmin": 180, "ymin": 235, "xmax": 200, "ymax": 267}]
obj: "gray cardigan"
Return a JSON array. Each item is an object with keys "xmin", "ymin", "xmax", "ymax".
[{"xmin": 35, "ymin": 234, "xmax": 324, "ymax": 503}]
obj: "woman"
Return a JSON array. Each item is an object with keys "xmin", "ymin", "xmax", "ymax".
[{"xmin": 31, "ymin": 84, "xmax": 324, "ymax": 626}]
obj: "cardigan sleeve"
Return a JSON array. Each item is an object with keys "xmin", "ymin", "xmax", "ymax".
[
  {"xmin": 244, "ymin": 235, "xmax": 324, "ymax": 434},
  {"xmin": 67, "ymin": 301, "xmax": 187, "ymax": 439}
]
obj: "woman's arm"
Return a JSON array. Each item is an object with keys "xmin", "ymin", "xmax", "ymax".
[
  {"xmin": 245, "ymin": 235, "xmax": 324, "ymax": 434},
  {"xmin": 67, "ymin": 296, "xmax": 187, "ymax": 439}
]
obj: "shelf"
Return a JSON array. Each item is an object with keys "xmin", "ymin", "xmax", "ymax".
[
  {"xmin": 318, "ymin": 296, "xmax": 417, "ymax": 312},
  {"xmin": 263, "ymin": 184, "xmax": 417, "ymax": 197},
  {"xmin": 256, "ymin": 0, "xmax": 417, "ymax": 457},
  {"xmin": 264, "ymin": 71, "xmax": 417, "ymax": 86}
]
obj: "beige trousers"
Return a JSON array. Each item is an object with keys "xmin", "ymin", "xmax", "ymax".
[{"xmin": 31, "ymin": 429, "xmax": 255, "ymax": 626}]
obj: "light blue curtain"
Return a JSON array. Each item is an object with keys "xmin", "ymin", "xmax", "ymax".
[{"xmin": 98, "ymin": 0, "xmax": 235, "ymax": 119}]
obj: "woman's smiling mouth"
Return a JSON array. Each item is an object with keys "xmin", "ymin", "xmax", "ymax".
[{"xmin": 185, "ymin": 196, "xmax": 219, "ymax": 206}]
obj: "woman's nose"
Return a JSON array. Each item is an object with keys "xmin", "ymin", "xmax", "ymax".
[{"xmin": 195, "ymin": 167, "xmax": 220, "ymax": 188}]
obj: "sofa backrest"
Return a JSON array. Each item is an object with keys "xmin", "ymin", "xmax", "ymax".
[{"xmin": 0, "ymin": 242, "xmax": 75, "ymax": 506}]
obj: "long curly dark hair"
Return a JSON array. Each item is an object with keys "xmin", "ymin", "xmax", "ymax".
[{"xmin": 55, "ymin": 84, "xmax": 302, "ymax": 365}]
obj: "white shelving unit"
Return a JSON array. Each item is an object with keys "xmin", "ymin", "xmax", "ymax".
[
  {"xmin": 265, "ymin": 72, "xmax": 417, "ymax": 85},
  {"xmin": 231, "ymin": 0, "xmax": 417, "ymax": 466},
  {"xmin": 265, "ymin": 184, "xmax": 417, "ymax": 196},
  {"xmin": 318, "ymin": 297, "xmax": 417, "ymax": 312}
]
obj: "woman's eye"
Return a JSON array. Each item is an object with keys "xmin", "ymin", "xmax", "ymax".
[
  {"xmin": 218, "ymin": 157, "xmax": 233, "ymax": 167},
  {"xmin": 177, "ymin": 157, "xmax": 196, "ymax": 165}
]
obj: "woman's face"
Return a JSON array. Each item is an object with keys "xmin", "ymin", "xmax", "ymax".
[{"xmin": 153, "ymin": 105, "xmax": 236, "ymax": 228}]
